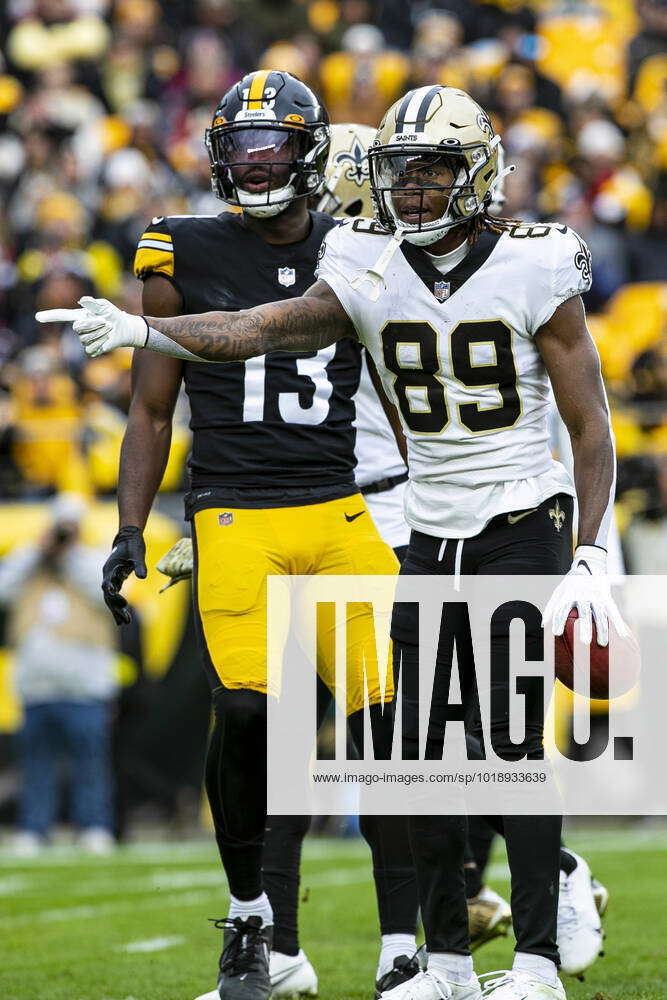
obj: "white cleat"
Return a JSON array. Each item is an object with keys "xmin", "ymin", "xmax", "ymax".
[
  {"xmin": 468, "ymin": 886, "xmax": 512, "ymax": 951},
  {"xmin": 10, "ymin": 831, "xmax": 44, "ymax": 857},
  {"xmin": 78, "ymin": 827, "xmax": 115, "ymax": 855},
  {"xmin": 480, "ymin": 970, "xmax": 566, "ymax": 999},
  {"xmin": 270, "ymin": 950, "xmax": 318, "ymax": 997},
  {"xmin": 192, "ymin": 992, "xmax": 219, "ymax": 1000},
  {"xmin": 380, "ymin": 969, "xmax": 482, "ymax": 1000},
  {"xmin": 557, "ymin": 849, "xmax": 603, "ymax": 977}
]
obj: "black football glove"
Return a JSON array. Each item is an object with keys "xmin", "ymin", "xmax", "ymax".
[{"xmin": 102, "ymin": 526, "xmax": 147, "ymax": 625}]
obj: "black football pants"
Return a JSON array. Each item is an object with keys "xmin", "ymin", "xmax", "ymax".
[
  {"xmin": 204, "ymin": 678, "xmax": 420, "ymax": 943},
  {"xmin": 393, "ymin": 494, "xmax": 573, "ymax": 963},
  {"xmin": 263, "ymin": 674, "xmax": 419, "ymax": 954}
]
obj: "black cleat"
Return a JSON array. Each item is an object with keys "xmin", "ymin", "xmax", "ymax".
[
  {"xmin": 375, "ymin": 953, "xmax": 421, "ymax": 999},
  {"xmin": 212, "ymin": 915, "xmax": 272, "ymax": 1000}
]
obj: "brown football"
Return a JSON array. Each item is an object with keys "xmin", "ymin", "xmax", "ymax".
[{"xmin": 554, "ymin": 608, "xmax": 641, "ymax": 699}]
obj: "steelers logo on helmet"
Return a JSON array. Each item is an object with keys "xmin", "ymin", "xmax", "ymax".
[
  {"xmin": 317, "ymin": 123, "xmax": 376, "ymax": 218},
  {"xmin": 368, "ymin": 86, "xmax": 502, "ymax": 246},
  {"xmin": 205, "ymin": 70, "xmax": 330, "ymax": 218}
]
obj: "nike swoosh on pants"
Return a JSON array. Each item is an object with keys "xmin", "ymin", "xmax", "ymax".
[{"xmin": 507, "ymin": 508, "xmax": 538, "ymax": 525}]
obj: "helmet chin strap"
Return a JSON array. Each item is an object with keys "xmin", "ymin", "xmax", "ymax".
[
  {"xmin": 403, "ymin": 222, "xmax": 455, "ymax": 247},
  {"xmin": 242, "ymin": 200, "xmax": 291, "ymax": 219},
  {"xmin": 238, "ymin": 183, "xmax": 295, "ymax": 218},
  {"xmin": 488, "ymin": 162, "xmax": 516, "ymax": 202},
  {"xmin": 350, "ymin": 228, "xmax": 406, "ymax": 301}
]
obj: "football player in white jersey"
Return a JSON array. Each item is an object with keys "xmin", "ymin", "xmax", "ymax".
[{"xmin": 39, "ymin": 86, "xmax": 625, "ymax": 1000}]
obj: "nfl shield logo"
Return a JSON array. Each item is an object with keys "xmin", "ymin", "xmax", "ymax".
[
  {"xmin": 218, "ymin": 512, "xmax": 234, "ymax": 526},
  {"xmin": 278, "ymin": 267, "xmax": 296, "ymax": 287},
  {"xmin": 434, "ymin": 280, "xmax": 450, "ymax": 302}
]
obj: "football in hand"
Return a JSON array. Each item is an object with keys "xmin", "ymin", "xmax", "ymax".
[{"xmin": 554, "ymin": 608, "xmax": 641, "ymax": 700}]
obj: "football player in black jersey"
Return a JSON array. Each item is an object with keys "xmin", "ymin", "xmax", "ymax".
[{"xmin": 63, "ymin": 72, "xmax": 409, "ymax": 1000}]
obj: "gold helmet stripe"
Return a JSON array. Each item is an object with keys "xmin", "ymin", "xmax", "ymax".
[{"xmin": 247, "ymin": 70, "xmax": 271, "ymax": 110}]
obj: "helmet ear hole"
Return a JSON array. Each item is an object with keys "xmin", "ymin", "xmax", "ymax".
[{"xmin": 344, "ymin": 199, "xmax": 363, "ymax": 217}]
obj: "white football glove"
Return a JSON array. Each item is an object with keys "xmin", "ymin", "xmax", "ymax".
[
  {"xmin": 36, "ymin": 296, "xmax": 148, "ymax": 357},
  {"xmin": 542, "ymin": 545, "xmax": 628, "ymax": 647}
]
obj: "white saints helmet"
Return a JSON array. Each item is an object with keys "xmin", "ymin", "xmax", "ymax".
[
  {"xmin": 368, "ymin": 85, "xmax": 503, "ymax": 246},
  {"xmin": 317, "ymin": 123, "xmax": 376, "ymax": 218}
]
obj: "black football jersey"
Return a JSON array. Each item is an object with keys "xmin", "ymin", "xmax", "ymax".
[{"xmin": 134, "ymin": 211, "xmax": 361, "ymax": 494}]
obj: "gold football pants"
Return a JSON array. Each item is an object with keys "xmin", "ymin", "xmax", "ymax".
[{"xmin": 192, "ymin": 494, "xmax": 398, "ymax": 713}]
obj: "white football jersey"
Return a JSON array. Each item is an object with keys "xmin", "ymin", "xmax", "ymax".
[{"xmin": 317, "ymin": 219, "xmax": 592, "ymax": 538}]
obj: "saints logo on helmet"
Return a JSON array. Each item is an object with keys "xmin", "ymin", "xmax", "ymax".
[
  {"xmin": 206, "ymin": 70, "xmax": 330, "ymax": 218},
  {"xmin": 318, "ymin": 124, "xmax": 376, "ymax": 218},
  {"xmin": 368, "ymin": 86, "xmax": 502, "ymax": 246}
]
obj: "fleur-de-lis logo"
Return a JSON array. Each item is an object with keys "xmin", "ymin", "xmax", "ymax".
[
  {"xmin": 476, "ymin": 110, "xmax": 494, "ymax": 138},
  {"xmin": 573, "ymin": 232, "xmax": 592, "ymax": 283},
  {"xmin": 549, "ymin": 499, "xmax": 565, "ymax": 533},
  {"xmin": 334, "ymin": 136, "xmax": 369, "ymax": 188}
]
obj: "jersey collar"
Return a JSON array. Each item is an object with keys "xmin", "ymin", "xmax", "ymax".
[{"xmin": 399, "ymin": 228, "xmax": 502, "ymax": 304}]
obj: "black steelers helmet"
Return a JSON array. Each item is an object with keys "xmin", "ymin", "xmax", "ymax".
[{"xmin": 205, "ymin": 70, "xmax": 330, "ymax": 218}]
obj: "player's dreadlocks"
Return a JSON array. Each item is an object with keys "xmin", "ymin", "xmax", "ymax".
[{"xmin": 467, "ymin": 210, "xmax": 522, "ymax": 244}]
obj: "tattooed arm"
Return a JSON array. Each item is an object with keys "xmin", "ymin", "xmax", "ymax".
[
  {"xmin": 36, "ymin": 280, "xmax": 356, "ymax": 361},
  {"xmin": 145, "ymin": 280, "xmax": 355, "ymax": 361}
]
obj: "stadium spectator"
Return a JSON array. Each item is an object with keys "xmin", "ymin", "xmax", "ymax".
[
  {"xmin": 628, "ymin": 172, "xmax": 667, "ymax": 280},
  {"xmin": 630, "ymin": 335, "xmax": 667, "ymax": 429},
  {"xmin": 628, "ymin": 0, "xmax": 667, "ymax": 87},
  {"xmin": 319, "ymin": 22, "xmax": 410, "ymax": 124},
  {"xmin": 623, "ymin": 452, "xmax": 667, "ymax": 571},
  {"xmin": 409, "ymin": 10, "xmax": 467, "ymax": 91},
  {"xmin": 7, "ymin": 345, "xmax": 89, "ymax": 494},
  {"xmin": 0, "ymin": 493, "xmax": 118, "ymax": 855}
]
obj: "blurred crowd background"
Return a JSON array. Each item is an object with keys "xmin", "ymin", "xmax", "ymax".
[
  {"xmin": 0, "ymin": 0, "xmax": 666, "ymax": 843},
  {"xmin": 2, "ymin": 0, "xmax": 667, "ymax": 541}
]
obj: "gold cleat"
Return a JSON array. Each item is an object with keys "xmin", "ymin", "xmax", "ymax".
[
  {"xmin": 156, "ymin": 536, "xmax": 193, "ymax": 591},
  {"xmin": 468, "ymin": 886, "xmax": 512, "ymax": 952},
  {"xmin": 591, "ymin": 877, "xmax": 609, "ymax": 917}
]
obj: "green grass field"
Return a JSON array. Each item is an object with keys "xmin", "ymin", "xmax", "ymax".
[{"xmin": 0, "ymin": 826, "xmax": 665, "ymax": 1000}]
